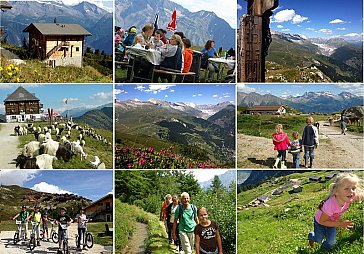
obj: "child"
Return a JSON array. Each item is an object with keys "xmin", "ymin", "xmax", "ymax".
[
  {"xmin": 56, "ymin": 207, "xmax": 73, "ymax": 254},
  {"xmin": 288, "ymin": 131, "xmax": 302, "ymax": 169},
  {"xmin": 302, "ymin": 116, "xmax": 319, "ymax": 168},
  {"xmin": 194, "ymin": 207, "xmax": 223, "ymax": 254},
  {"xmin": 151, "ymin": 30, "xmax": 164, "ymax": 49},
  {"xmin": 12, "ymin": 205, "xmax": 29, "ymax": 240},
  {"xmin": 42, "ymin": 211, "xmax": 50, "ymax": 241},
  {"xmin": 133, "ymin": 34, "xmax": 145, "ymax": 48},
  {"xmin": 27, "ymin": 205, "xmax": 42, "ymax": 246},
  {"xmin": 76, "ymin": 208, "xmax": 88, "ymax": 250},
  {"xmin": 308, "ymin": 172, "xmax": 363, "ymax": 252},
  {"xmin": 272, "ymin": 124, "xmax": 290, "ymax": 169}
]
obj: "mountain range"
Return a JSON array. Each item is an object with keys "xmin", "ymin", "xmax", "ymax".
[
  {"xmin": 115, "ymin": 0, "xmax": 235, "ymax": 49},
  {"xmin": 199, "ymin": 170, "xmax": 236, "ymax": 190},
  {"xmin": 266, "ymin": 30, "xmax": 363, "ymax": 82},
  {"xmin": 238, "ymin": 91, "xmax": 363, "ymax": 114},
  {"xmin": 2, "ymin": 0, "xmax": 112, "ymax": 54},
  {"xmin": 115, "ymin": 99, "xmax": 235, "ymax": 166}
]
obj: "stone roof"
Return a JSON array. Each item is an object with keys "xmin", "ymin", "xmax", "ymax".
[
  {"xmin": 4, "ymin": 86, "xmax": 40, "ymax": 102},
  {"xmin": 23, "ymin": 23, "xmax": 92, "ymax": 36},
  {"xmin": 0, "ymin": 1, "xmax": 12, "ymax": 9},
  {"xmin": 248, "ymin": 105, "xmax": 286, "ymax": 111}
]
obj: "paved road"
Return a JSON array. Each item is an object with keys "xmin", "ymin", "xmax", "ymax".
[
  {"xmin": 0, "ymin": 223, "xmax": 111, "ymax": 254},
  {"xmin": 0, "ymin": 123, "xmax": 20, "ymax": 169}
]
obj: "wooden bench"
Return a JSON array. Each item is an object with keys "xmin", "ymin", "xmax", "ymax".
[{"xmin": 153, "ymin": 68, "xmax": 196, "ymax": 83}]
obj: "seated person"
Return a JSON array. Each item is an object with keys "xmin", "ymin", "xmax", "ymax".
[
  {"xmin": 151, "ymin": 30, "xmax": 164, "ymax": 49},
  {"xmin": 139, "ymin": 24, "xmax": 154, "ymax": 47},
  {"xmin": 201, "ymin": 39, "xmax": 219, "ymax": 79},
  {"xmin": 123, "ymin": 26, "xmax": 137, "ymax": 46},
  {"xmin": 182, "ymin": 38, "xmax": 193, "ymax": 73},
  {"xmin": 154, "ymin": 34, "xmax": 184, "ymax": 82}
]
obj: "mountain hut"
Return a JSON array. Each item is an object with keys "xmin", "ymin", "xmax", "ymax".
[
  {"xmin": 246, "ymin": 105, "xmax": 286, "ymax": 115},
  {"xmin": 23, "ymin": 23, "xmax": 91, "ymax": 67}
]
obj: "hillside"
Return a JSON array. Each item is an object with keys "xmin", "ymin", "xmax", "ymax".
[
  {"xmin": 0, "ymin": 185, "xmax": 91, "ymax": 219},
  {"xmin": 265, "ymin": 31, "xmax": 363, "ymax": 82},
  {"xmin": 237, "ymin": 171, "xmax": 363, "ymax": 253},
  {"xmin": 74, "ymin": 106, "xmax": 113, "ymax": 130},
  {"xmin": 115, "ymin": 100, "xmax": 235, "ymax": 166},
  {"xmin": 115, "ymin": 0, "xmax": 235, "ymax": 49},
  {"xmin": 1, "ymin": 0, "xmax": 112, "ymax": 54}
]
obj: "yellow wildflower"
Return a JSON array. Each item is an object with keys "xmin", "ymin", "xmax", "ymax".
[
  {"xmin": 15, "ymin": 67, "xmax": 19, "ymax": 72},
  {"xmin": 16, "ymin": 78, "xmax": 20, "ymax": 83},
  {"xmin": 7, "ymin": 72, "xmax": 13, "ymax": 76}
]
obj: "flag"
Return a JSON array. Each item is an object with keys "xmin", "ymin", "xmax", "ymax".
[
  {"xmin": 166, "ymin": 8, "xmax": 177, "ymax": 32},
  {"xmin": 153, "ymin": 13, "xmax": 159, "ymax": 31},
  {"xmin": 65, "ymin": 99, "xmax": 68, "ymax": 104}
]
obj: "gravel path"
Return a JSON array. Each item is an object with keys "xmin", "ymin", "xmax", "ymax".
[
  {"xmin": 122, "ymin": 222, "xmax": 148, "ymax": 254},
  {"xmin": 0, "ymin": 223, "xmax": 111, "ymax": 254},
  {"xmin": 0, "ymin": 123, "xmax": 20, "ymax": 169},
  {"xmin": 238, "ymin": 121, "xmax": 363, "ymax": 168}
]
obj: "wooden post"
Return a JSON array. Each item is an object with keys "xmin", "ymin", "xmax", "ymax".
[{"xmin": 238, "ymin": 0, "xmax": 278, "ymax": 82}]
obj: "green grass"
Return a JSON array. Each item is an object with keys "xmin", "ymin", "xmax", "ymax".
[
  {"xmin": 87, "ymin": 222, "xmax": 113, "ymax": 246},
  {"xmin": 18, "ymin": 122, "xmax": 113, "ymax": 169},
  {"xmin": 237, "ymin": 114, "xmax": 328, "ymax": 139},
  {"xmin": 237, "ymin": 171, "xmax": 363, "ymax": 254},
  {"xmin": 115, "ymin": 200, "xmax": 173, "ymax": 254}
]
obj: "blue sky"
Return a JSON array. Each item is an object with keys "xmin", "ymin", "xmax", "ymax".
[
  {"xmin": 237, "ymin": 0, "xmax": 363, "ymax": 40},
  {"xmin": 115, "ymin": 85, "xmax": 235, "ymax": 105},
  {"xmin": 0, "ymin": 170, "xmax": 113, "ymax": 201},
  {"xmin": 0, "ymin": 84, "xmax": 113, "ymax": 115},
  {"xmin": 237, "ymin": 84, "xmax": 364, "ymax": 97}
]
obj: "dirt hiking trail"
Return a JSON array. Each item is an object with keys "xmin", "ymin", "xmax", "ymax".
[
  {"xmin": 122, "ymin": 222, "xmax": 148, "ymax": 254},
  {"xmin": 0, "ymin": 123, "xmax": 20, "ymax": 169},
  {"xmin": 238, "ymin": 121, "xmax": 363, "ymax": 168},
  {"xmin": 0, "ymin": 223, "xmax": 111, "ymax": 253}
]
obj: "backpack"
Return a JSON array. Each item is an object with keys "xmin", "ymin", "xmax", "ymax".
[
  {"xmin": 200, "ymin": 51, "xmax": 209, "ymax": 69},
  {"xmin": 178, "ymin": 203, "xmax": 197, "ymax": 221}
]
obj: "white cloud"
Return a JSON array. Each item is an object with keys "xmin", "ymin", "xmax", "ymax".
[
  {"xmin": 0, "ymin": 170, "xmax": 39, "ymax": 186},
  {"xmin": 193, "ymin": 94, "xmax": 197, "ymax": 97},
  {"xmin": 90, "ymin": 91, "xmax": 113, "ymax": 102},
  {"xmin": 237, "ymin": 84, "xmax": 256, "ymax": 92},
  {"xmin": 277, "ymin": 25, "xmax": 284, "ymax": 29},
  {"xmin": 165, "ymin": 95, "xmax": 168, "ymax": 98},
  {"xmin": 337, "ymin": 27, "xmax": 346, "ymax": 31},
  {"xmin": 197, "ymin": 94, "xmax": 202, "ymax": 96},
  {"xmin": 329, "ymin": 19, "xmax": 345, "ymax": 24},
  {"xmin": 335, "ymin": 84, "xmax": 364, "ymax": 96},
  {"xmin": 273, "ymin": 9, "xmax": 296, "ymax": 23},
  {"xmin": 135, "ymin": 85, "xmax": 146, "ymax": 91},
  {"xmin": 237, "ymin": 4, "xmax": 242, "ymax": 10},
  {"xmin": 143, "ymin": 85, "xmax": 175, "ymax": 93},
  {"xmin": 282, "ymin": 29, "xmax": 290, "ymax": 32},
  {"xmin": 292, "ymin": 14, "xmax": 308, "ymax": 24},
  {"xmin": 114, "ymin": 89, "xmax": 127, "ymax": 95},
  {"xmin": 306, "ymin": 28, "xmax": 316, "ymax": 31},
  {"xmin": 133, "ymin": 98, "xmax": 140, "ymax": 101},
  {"xmin": 344, "ymin": 33, "xmax": 361, "ymax": 37},
  {"xmin": 212, "ymin": 94, "xmax": 218, "ymax": 98},
  {"xmin": 223, "ymin": 95, "xmax": 230, "ymax": 98},
  {"xmin": 318, "ymin": 29, "xmax": 333, "ymax": 34},
  {"xmin": 170, "ymin": 89, "xmax": 175, "ymax": 93},
  {"xmin": 62, "ymin": 97, "xmax": 79, "ymax": 104},
  {"xmin": 31, "ymin": 182, "xmax": 73, "ymax": 194}
]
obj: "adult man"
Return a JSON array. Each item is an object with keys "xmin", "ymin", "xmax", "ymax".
[{"xmin": 173, "ymin": 192, "xmax": 199, "ymax": 254}]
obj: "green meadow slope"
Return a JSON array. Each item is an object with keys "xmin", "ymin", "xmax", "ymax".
[{"xmin": 237, "ymin": 171, "xmax": 363, "ymax": 254}]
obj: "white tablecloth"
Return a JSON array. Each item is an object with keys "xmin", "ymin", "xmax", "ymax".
[
  {"xmin": 209, "ymin": 57, "xmax": 235, "ymax": 70},
  {"xmin": 126, "ymin": 46, "xmax": 162, "ymax": 65}
]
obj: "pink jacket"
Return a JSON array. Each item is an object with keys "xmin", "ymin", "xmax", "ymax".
[{"xmin": 272, "ymin": 132, "xmax": 290, "ymax": 150}]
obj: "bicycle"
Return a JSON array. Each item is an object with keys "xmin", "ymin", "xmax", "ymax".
[
  {"xmin": 13, "ymin": 220, "xmax": 27, "ymax": 245},
  {"xmin": 50, "ymin": 220, "xmax": 59, "ymax": 243},
  {"xmin": 29, "ymin": 221, "xmax": 39, "ymax": 251},
  {"xmin": 75, "ymin": 219, "xmax": 94, "ymax": 249},
  {"xmin": 59, "ymin": 223, "xmax": 69, "ymax": 254}
]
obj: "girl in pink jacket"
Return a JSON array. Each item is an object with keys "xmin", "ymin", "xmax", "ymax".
[{"xmin": 272, "ymin": 124, "xmax": 290, "ymax": 168}]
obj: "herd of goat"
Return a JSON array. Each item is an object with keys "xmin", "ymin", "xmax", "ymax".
[{"xmin": 13, "ymin": 122, "xmax": 112, "ymax": 169}]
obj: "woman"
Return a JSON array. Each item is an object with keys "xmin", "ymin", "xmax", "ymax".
[{"xmin": 201, "ymin": 40, "xmax": 219, "ymax": 80}]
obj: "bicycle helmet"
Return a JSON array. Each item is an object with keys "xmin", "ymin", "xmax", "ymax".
[{"xmin": 61, "ymin": 207, "xmax": 67, "ymax": 212}]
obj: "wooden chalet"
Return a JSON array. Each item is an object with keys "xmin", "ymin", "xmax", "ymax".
[
  {"xmin": 257, "ymin": 194, "xmax": 269, "ymax": 203},
  {"xmin": 23, "ymin": 23, "xmax": 91, "ymax": 67},
  {"xmin": 325, "ymin": 172, "xmax": 338, "ymax": 180},
  {"xmin": 309, "ymin": 175, "xmax": 321, "ymax": 182},
  {"xmin": 3, "ymin": 86, "xmax": 43, "ymax": 123},
  {"xmin": 292, "ymin": 185, "xmax": 302, "ymax": 193},
  {"xmin": 246, "ymin": 105, "xmax": 286, "ymax": 115},
  {"xmin": 84, "ymin": 193, "xmax": 112, "ymax": 222}
]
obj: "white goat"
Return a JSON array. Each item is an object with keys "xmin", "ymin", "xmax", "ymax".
[
  {"xmin": 23, "ymin": 141, "xmax": 41, "ymax": 158},
  {"xmin": 36, "ymin": 154, "xmax": 57, "ymax": 169}
]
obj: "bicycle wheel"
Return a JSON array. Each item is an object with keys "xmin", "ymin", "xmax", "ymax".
[
  {"xmin": 63, "ymin": 240, "xmax": 69, "ymax": 254},
  {"xmin": 29, "ymin": 237, "xmax": 36, "ymax": 251},
  {"xmin": 13, "ymin": 232, "xmax": 18, "ymax": 245},
  {"xmin": 51, "ymin": 232, "xmax": 58, "ymax": 243},
  {"xmin": 75, "ymin": 235, "xmax": 79, "ymax": 248},
  {"xmin": 86, "ymin": 233, "xmax": 94, "ymax": 248}
]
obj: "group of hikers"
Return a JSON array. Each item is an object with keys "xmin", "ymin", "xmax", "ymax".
[
  {"xmin": 115, "ymin": 24, "xmax": 234, "ymax": 82},
  {"xmin": 160, "ymin": 192, "xmax": 223, "ymax": 254},
  {"xmin": 13, "ymin": 206, "xmax": 89, "ymax": 253}
]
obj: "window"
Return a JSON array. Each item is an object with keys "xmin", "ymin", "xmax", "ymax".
[
  {"xmin": 76, "ymin": 47, "xmax": 79, "ymax": 52},
  {"xmin": 12, "ymin": 116, "xmax": 16, "ymax": 119},
  {"xmin": 98, "ymin": 203, "xmax": 103, "ymax": 207}
]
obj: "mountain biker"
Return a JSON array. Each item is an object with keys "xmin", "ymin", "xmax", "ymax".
[
  {"xmin": 56, "ymin": 207, "xmax": 73, "ymax": 254},
  {"xmin": 76, "ymin": 208, "xmax": 89, "ymax": 250},
  {"xmin": 26, "ymin": 205, "xmax": 43, "ymax": 246},
  {"xmin": 12, "ymin": 205, "xmax": 29, "ymax": 240}
]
